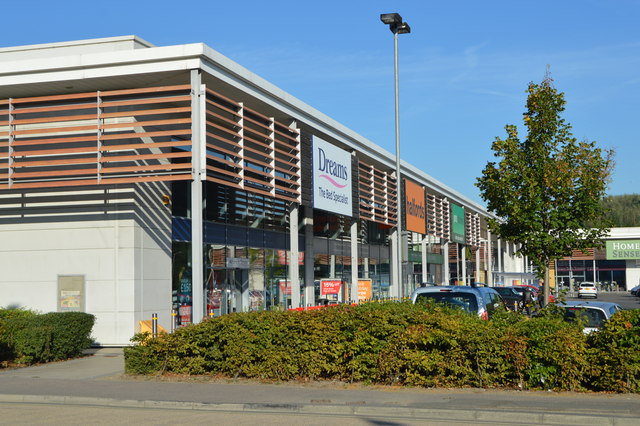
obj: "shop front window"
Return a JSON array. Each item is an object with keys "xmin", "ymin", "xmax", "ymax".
[{"xmin": 172, "ymin": 241, "xmax": 192, "ymax": 326}]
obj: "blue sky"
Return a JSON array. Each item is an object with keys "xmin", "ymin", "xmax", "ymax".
[{"xmin": 3, "ymin": 1, "xmax": 639, "ymax": 205}]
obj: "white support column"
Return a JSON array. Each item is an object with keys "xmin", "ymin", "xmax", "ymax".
[
  {"xmin": 461, "ymin": 245, "xmax": 467, "ymax": 285},
  {"xmin": 303, "ymin": 206, "xmax": 315, "ymax": 306},
  {"xmin": 190, "ymin": 69, "xmax": 205, "ymax": 323},
  {"xmin": 497, "ymin": 239, "xmax": 503, "ymax": 285},
  {"xmin": 390, "ymin": 228, "xmax": 400, "ymax": 298},
  {"xmin": 364, "ymin": 258, "xmax": 369, "ymax": 279},
  {"xmin": 289, "ymin": 205, "xmax": 300, "ymax": 309},
  {"xmin": 421, "ymin": 236, "xmax": 428, "ymax": 283},
  {"xmin": 475, "ymin": 246, "xmax": 481, "ymax": 283},
  {"xmin": 443, "ymin": 241, "xmax": 450, "ymax": 286},
  {"xmin": 350, "ymin": 220, "xmax": 359, "ymax": 302},
  {"xmin": 487, "ymin": 230, "xmax": 493, "ymax": 286}
]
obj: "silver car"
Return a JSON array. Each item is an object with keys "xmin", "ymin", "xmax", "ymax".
[
  {"xmin": 559, "ymin": 300, "xmax": 622, "ymax": 334},
  {"xmin": 411, "ymin": 285, "xmax": 505, "ymax": 320}
]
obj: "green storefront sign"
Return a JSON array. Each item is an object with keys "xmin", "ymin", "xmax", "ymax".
[
  {"xmin": 606, "ymin": 240, "xmax": 640, "ymax": 260},
  {"xmin": 451, "ymin": 203, "xmax": 465, "ymax": 244}
]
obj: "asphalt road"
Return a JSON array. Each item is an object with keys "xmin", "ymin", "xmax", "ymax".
[
  {"xmin": 1, "ymin": 346, "xmax": 640, "ymax": 424},
  {"xmin": 563, "ymin": 290, "xmax": 640, "ymax": 309}
]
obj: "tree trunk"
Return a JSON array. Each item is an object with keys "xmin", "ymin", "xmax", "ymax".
[{"xmin": 543, "ymin": 266, "xmax": 551, "ymax": 307}]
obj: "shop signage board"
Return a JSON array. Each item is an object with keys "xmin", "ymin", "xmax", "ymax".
[
  {"xmin": 312, "ymin": 137, "xmax": 352, "ymax": 217},
  {"xmin": 405, "ymin": 180, "xmax": 426, "ymax": 234},
  {"xmin": 58, "ymin": 275, "xmax": 84, "ymax": 312},
  {"xmin": 320, "ymin": 279, "xmax": 343, "ymax": 296},
  {"xmin": 357, "ymin": 279, "xmax": 373, "ymax": 300},
  {"xmin": 226, "ymin": 257, "xmax": 250, "ymax": 269},
  {"xmin": 606, "ymin": 240, "xmax": 640, "ymax": 260},
  {"xmin": 450, "ymin": 203, "xmax": 466, "ymax": 244}
]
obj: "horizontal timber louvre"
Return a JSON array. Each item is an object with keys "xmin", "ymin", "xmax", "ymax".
[
  {"xmin": 0, "ymin": 85, "xmax": 193, "ymax": 189},
  {"xmin": 427, "ymin": 192, "xmax": 450, "ymax": 240},
  {"xmin": 203, "ymin": 87, "xmax": 301, "ymax": 203},
  {"xmin": 466, "ymin": 211, "xmax": 481, "ymax": 248},
  {"xmin": 358, "ymin": 160, "xmax": 397, "ymax": 226}
]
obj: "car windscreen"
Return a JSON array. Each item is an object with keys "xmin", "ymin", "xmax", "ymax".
[
  {"xmin": 563, "ymin": 307, "xmax": 607, "ymax": 328},
  {"xmin": 495, "ymin": 288, "xmax": 516, "ymax": 297},
  {"xmin": 415, "ymin": 292, "xmax": 479, "ymax": 313}
]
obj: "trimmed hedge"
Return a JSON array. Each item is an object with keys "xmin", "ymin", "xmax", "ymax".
[
  {"xmin": 124, "ymin": 302, "xmax": 640, "ymax": 392},
  {"xmin": 0, "ymin": 309, "xmax": 95, "ymax": 365}
]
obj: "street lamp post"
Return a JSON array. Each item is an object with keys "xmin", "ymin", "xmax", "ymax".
[{"xmin": 380, "ymin": 13, "xmax": 410, "ymax": 299}]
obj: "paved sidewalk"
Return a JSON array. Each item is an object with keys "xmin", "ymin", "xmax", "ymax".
[{"xmin": 1, "ymin": 348, "xmax": 640, "ymax": 424}]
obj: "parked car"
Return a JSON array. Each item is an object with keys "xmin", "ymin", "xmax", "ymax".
[
  {"xmin": 512, "ymin": 286, "xmax": 538, "ymax": 302},
  {"xmin": 411, "ymin": 285, "xmax": 505, "ymax": 320},
  {"xmin": 558, "ymin": 301, "xmax": 623, "ymax": 334},
  {"xmin": 578, "ymin": 282, "xmax": 598, "ymax": 298},
  {"xmin": 630, "ymin": 284, "xmax": 640, "ymax": 296},
  {"xmin": 493, "ymin": 287, "xmax": 524, "ymax": 311},
  {"xmin": 515, "ymin": 285, "xmax": 556, "ymax": 303}
]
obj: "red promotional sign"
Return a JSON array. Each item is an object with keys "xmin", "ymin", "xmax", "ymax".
[
  {"xmin": 321, "ymin": 279, "xmax": 342, "ymax": 296},
  {"xmin": 278, "ymin": 280, "xmax": 292, "ymax": 295},
  {"xmin": 179, "ymin": 304, "xmax": 191, "ymax": 325}
]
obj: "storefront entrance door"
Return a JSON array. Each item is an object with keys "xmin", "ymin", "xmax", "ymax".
[{"xmin": 207, "ymin": 268, "xmax": 249, "ymax": 316}]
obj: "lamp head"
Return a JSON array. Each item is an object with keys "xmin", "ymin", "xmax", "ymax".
[
  {"xmin": 380, "ymin": 13, "xmax": 402, "ymax": 25},
  {"xmin": 380, "ymin": 13, "xmax": 411, "ymax": 34},
  {"xmin": 396, "ymin": 22, "xmax": 411, "ymax": 34}
]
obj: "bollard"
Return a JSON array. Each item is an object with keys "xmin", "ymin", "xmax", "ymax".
[
  {"xmin": 170, "ymin": 308, "xmax": 177, "ymax": 332},
  {"xmin": 207, "ymin": 308, "xmax": 215, "ymax": 319},
  {"xmin": 152, "ymin": 313, "xmax": 158, "ymax": 338}
]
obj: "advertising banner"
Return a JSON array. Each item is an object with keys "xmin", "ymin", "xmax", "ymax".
[
  {"xmin": 357, "ymin": 279, "xmax": 373, "ymax": 300},
  {"xmin": 606, "ymin": 240, "xmax": 640, "ymax": 260},
  {"xmin": 312, "ymin": 137, "xmax": 352, "ymax": 217},
  {"xmin": 405, "ymin": 180, "xmax": 426, "ymax": 234},
  {"xmin": 320, "ymin": 279, "xmax": 343, "ymax": 296},
  {"xmin": 278, "ymin": 279, "xmax": 292, "ymax": 295},
  {"xmin": 451, "ymin": 203, "xmax": 466, "ymax": 244}
]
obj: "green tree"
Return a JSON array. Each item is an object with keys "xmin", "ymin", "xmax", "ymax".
[{"xmin": 476, "ymin": 75, "xmax": 614, "ymax": 305}]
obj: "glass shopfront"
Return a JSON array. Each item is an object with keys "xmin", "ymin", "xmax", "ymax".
[
  {"xmin": 555, "ymin": 259, "xmax": 627, "ymax": 291},
  {"xmin": 171, "ymin": 181, "xmax": 412, "ymax": 324}
]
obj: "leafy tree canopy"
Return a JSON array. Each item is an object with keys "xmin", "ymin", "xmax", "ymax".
[{"xmin": 476, "ymin": 75, "xmax": 615, "ymax": 282}]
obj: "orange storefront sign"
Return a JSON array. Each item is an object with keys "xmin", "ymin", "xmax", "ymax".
[
  {"xmin": 405, "ymin": 180, "xmax": 426, "ymax": 234},
  {"xmin": 357, "ymin": 279, "xmax": 372, "ymax": 300}
]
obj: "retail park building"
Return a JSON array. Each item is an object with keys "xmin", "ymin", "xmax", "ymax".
[{"xmin": 0, "ymin": 37, "xmax": 637, "ymax": 345}]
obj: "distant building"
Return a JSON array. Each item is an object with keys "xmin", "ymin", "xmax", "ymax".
[{"xmin": 552, "ymin": 227, "xmax": 640, "ymax": 291}]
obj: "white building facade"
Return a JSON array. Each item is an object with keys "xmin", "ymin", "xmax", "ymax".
[{"xmin": 0, "ymin": 36, "xmax": 522, "ymax": 345}]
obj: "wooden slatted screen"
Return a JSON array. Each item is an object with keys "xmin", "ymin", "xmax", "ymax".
[
  {"xmin": 466, "ymin": 211, "xmax": 481, "ymax": 247},
  {"xmin": 358, "ymin": 160, "xmax": 397, "ymax": 226},
  {"xmin": 204, "ymin": 87, "xmax": 301, "ymax": 203},
  {"xmin": 426, "ymin": 192, "xmax": 450, "ymax": 240},
  {"xmin": 0, "ymin": 85, "xmax": 192, "ymax": 189}
]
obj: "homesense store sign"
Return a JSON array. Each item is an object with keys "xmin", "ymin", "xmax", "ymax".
[{"xmin": 606, "ymin": 240, "xmax": 640, "ymax": 260}]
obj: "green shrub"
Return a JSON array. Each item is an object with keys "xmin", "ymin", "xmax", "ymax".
[
  {"xmin": 122, "ymin": 302, "xmax": 640, "ymax": 393},
  {"xmin": 509, "ymin": 310, "xmax": 589, "ymax": 391},
  {"xmin": 0, "ymin": 308, "xmax": 38, "ymax": 362},
  {"xmin": 587, "ymin": 309, "xmax": 640, "ymax": 392},
  {"xmin": 1, "ymin": 310, "xmax": 95, "ymax": 365}
]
